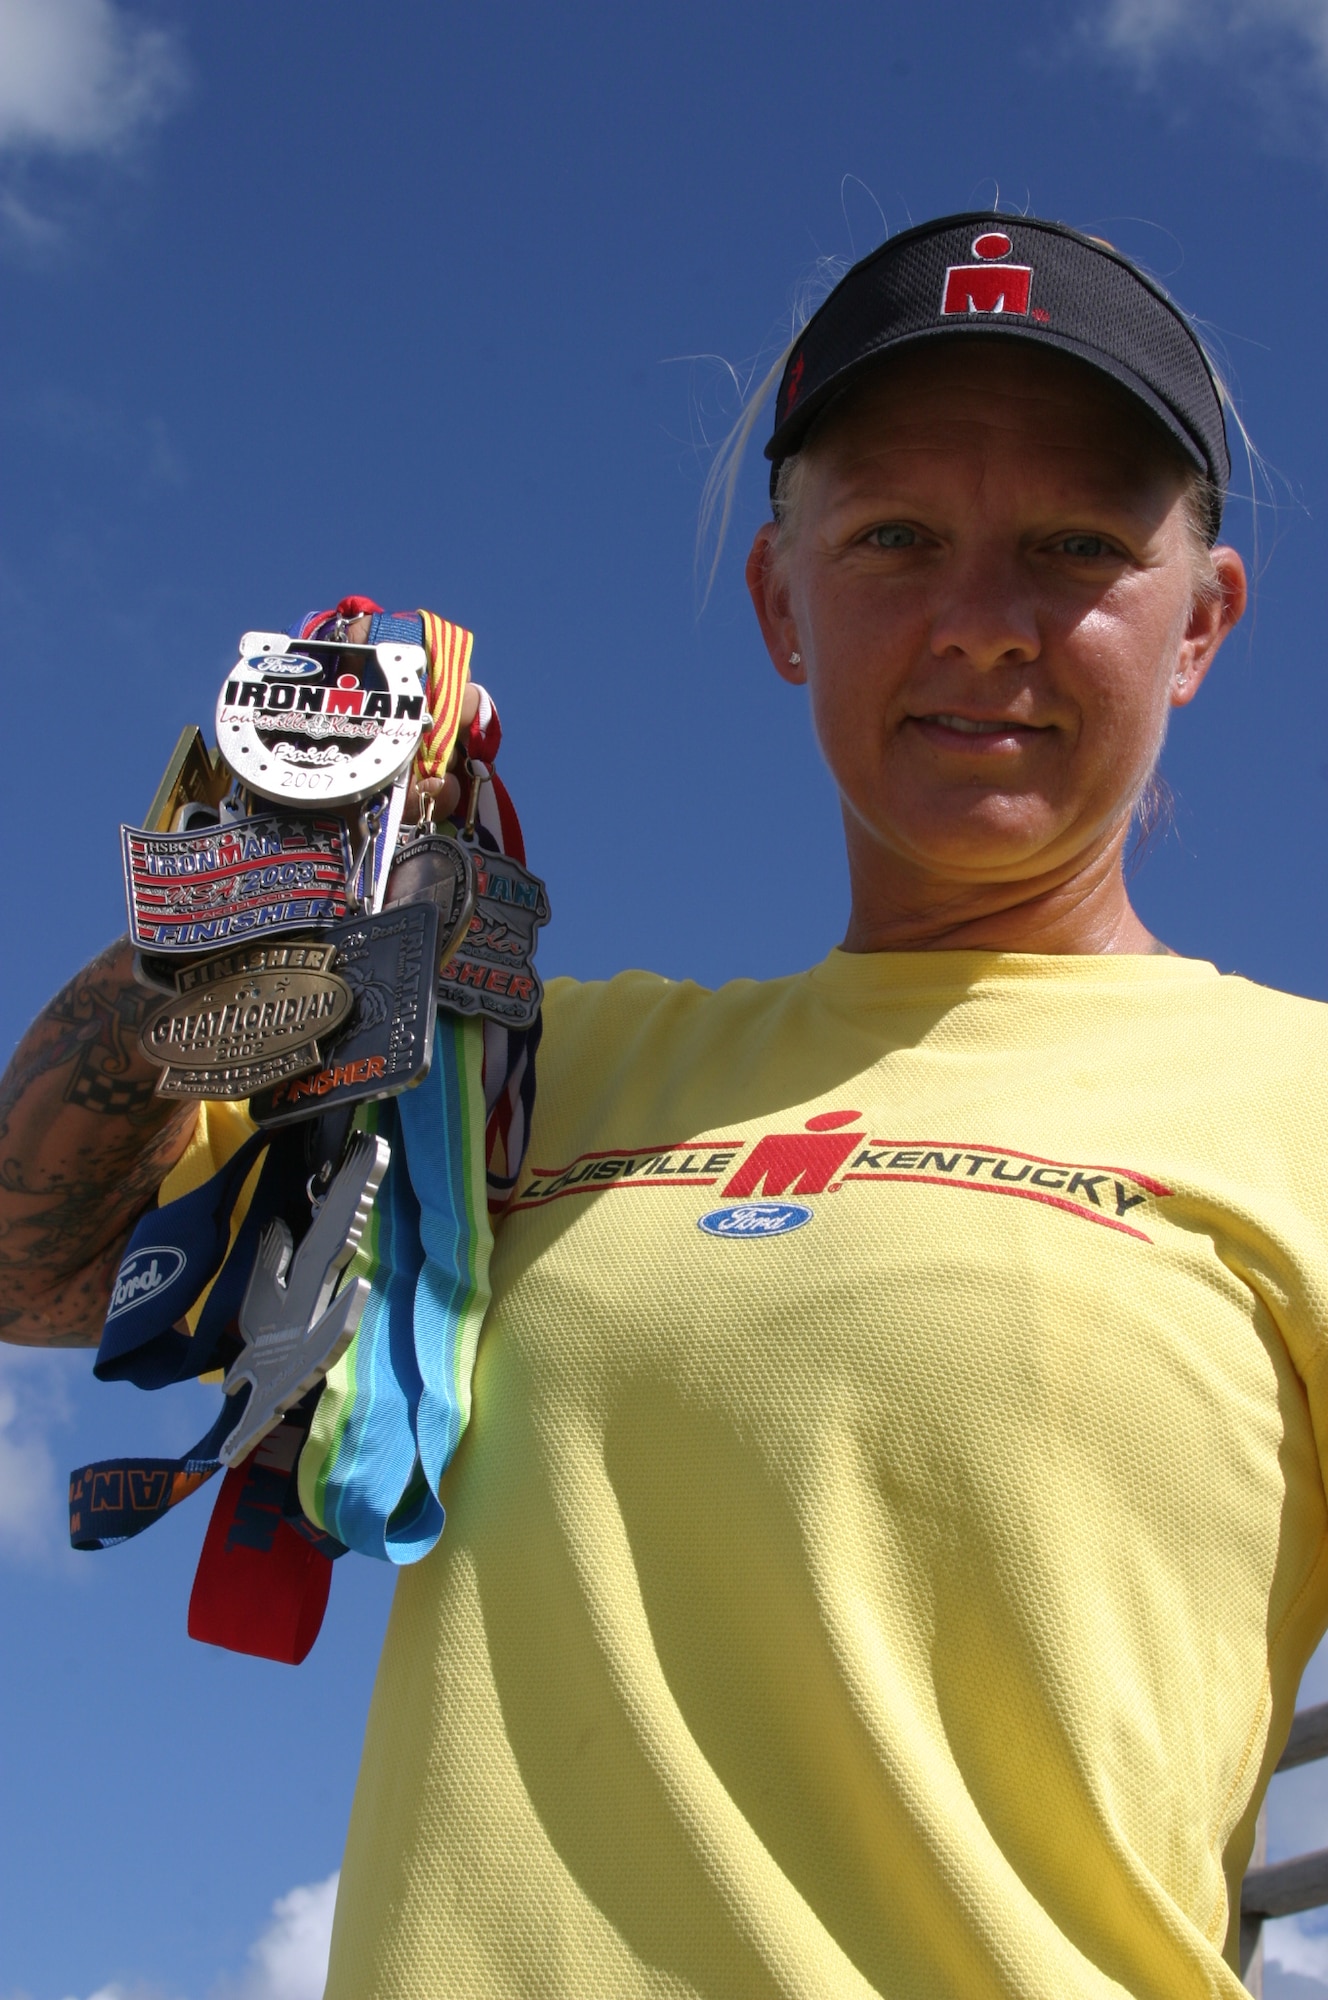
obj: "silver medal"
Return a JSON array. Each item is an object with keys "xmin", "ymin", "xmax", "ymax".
[
  {"xmin": 216, "ymin": 632, "xmax": 426, "ymax": 809},
  {"xmin": 436, "ymin": 842, "xmax": 549, "ymax": 1029},
  {"xmin": 219, "ymin": 1129, "xmax": 391, "ymax": 1466}
]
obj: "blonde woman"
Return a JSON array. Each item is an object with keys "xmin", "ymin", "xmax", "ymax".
[{"xmin": 7, "ymin": 216, "xmax": 1322, "ymax": 2000}]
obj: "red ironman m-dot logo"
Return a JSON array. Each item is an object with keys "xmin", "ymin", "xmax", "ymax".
[{"xmin": 940, "ymin": 231, "xmax": 1033, "ymax": 319}]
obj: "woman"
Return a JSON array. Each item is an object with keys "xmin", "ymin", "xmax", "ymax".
[{"xmin": 3, "ymin": 214, "xmax": 1321, "ymax": 1999}]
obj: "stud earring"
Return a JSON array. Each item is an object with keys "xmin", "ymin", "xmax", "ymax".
[{"xmin": 788, "ymin": 651, "xmax": 801, "ymax": 665}]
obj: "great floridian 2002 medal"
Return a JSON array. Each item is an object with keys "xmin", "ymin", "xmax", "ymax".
[{"xmin": 136, "ymin": 940, "xmax": 355, "ymax": 1099}]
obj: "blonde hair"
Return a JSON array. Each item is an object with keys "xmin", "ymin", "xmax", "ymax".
[
  {"xmin": 696, "ymin": 338, "xmax": 797, "ymax": 609},
  {"xmin": 695, "ymin": 253, "xmax": 849, "ymax": 606}
]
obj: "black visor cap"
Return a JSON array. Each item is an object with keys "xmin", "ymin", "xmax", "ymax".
[{"xmin": 766, "ymin": 213, "xmax": 1230, "ymax": 538}]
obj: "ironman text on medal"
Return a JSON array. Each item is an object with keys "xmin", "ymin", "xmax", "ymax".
[{"xmin": 435, "ymin": 767, "xmax": 548, "ymax": 1029}]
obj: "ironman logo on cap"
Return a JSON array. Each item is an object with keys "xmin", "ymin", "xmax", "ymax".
[{"xmin": 941, "ymin": 231, "xmax": 1033, "ymax": 319}]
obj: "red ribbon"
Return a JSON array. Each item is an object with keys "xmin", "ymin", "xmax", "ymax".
[{"xmin": 188, "ymin": 1460, "xmax": 333, "ymax": 1666}]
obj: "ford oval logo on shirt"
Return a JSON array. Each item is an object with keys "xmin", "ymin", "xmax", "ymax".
[{"xmin": 697, "ymin": 1202, "xmax": 813, "ymax": 1239}]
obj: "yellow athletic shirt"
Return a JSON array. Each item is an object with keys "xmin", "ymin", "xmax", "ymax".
[{"xmin": 326, "ymin": 949, "xmax": 1328, "ymax": 2000}]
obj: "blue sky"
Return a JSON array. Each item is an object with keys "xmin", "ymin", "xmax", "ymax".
[{"xmin": 4, "ymin": 1, "xmax": 1328, "ymax": 1995}]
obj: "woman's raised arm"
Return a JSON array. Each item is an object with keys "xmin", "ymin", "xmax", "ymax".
[{"xmin": 0, "ymin": 937, "xmax": 198, "ymax": 1346}]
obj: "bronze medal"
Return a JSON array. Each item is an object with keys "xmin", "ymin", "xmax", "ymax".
[{"xmin": 137, "ymin": 940, "xmax": 354, "ymax": 1100}]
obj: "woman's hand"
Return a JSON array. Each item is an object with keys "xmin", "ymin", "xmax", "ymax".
[
  {"xmin": 403, "ymin": 681, "xmax": 483, "ymax": 825},
  {"xmin": 339, "ymin": 613, "xmax": 488, "ymax": 826}
]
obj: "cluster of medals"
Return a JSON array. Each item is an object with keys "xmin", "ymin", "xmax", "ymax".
[{"xmin": 122, "ymin": 622, "xmax": 548, "ymax": 1462}]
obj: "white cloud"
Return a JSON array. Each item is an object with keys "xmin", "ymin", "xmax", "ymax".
[
  {"xmin": 1266, "ymin": 1906, "xmax": 1328, "ymax": 1984},
  {"xmin": 1104, "ymin": 0, "xmax": 1328, "ymax": 60},
  {"xmin": 0, "ymin": 0, "xmax": 186, "ymax": 158},
  {"xmin": 39, "ymin": 1872, "xmax": 339, "ymax": 2000},
  {"xmin": 1089, "ymin": 0, "xmax": 1328, "ymax": 159},
  {"xmin": 1101, "ymin": 0, "xmax": 1328, "ymax": 91},
  {"xmin": 59, "ymin": 1986, "xmax": 179, "ymax": 2000},
  {"xmin": 216, "ymin": 1873, "xmax": 340, "ymax": 2000}
]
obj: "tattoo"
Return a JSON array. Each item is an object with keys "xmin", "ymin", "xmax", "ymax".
[
  {"xmin": 0, "ymin": 1118, "xmax": 181, "ymax": 1270},
  {"xmin": 0, "ymin": 938, "xmax": 196, "ymax": 1339},
  {"xmin": 0, "ymin": 1226, "xmax": 137, "ymax": 1346},
  {"xmin": 0, "ymin": 942, "xmax": 158, "ymax": 1140},
  {"xmin": 62, "ymin": 992, "xmax": 158, "ymax": 1117}
]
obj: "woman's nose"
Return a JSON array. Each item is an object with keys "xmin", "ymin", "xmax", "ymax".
[{"xmin": 927, "ymin": 551, "xmax": 1041, "ymax": 670}]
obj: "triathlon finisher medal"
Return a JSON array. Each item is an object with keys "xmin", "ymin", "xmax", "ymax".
[
  {"xmin": 248, "ymin": 902, "xmax": 444, "ymax": 1127},
  {"xmin": 385, "ymin": 826, "xmax": 478, "ymax": 961},
  {"xmin": 122, "ymin": 814, "xmax": 353, "ymax": 954},
  {"xmin": 248, "ymin": 832, "xmax": 490, "ymax": 1123},
  {"xmin": 216, "ymin": 632, "xmax": 426, "ymax": 808},
  {"xmin": 218, "ymin": 1129, "xmax": 391, "ymax": 1467},
  {"xmin": 137, "ymin": 940, "xmax": 354, "ymax": 1099},
  {"xmin": 437, "ymin": 843, "xmax": 549, "ymax": 1030}
]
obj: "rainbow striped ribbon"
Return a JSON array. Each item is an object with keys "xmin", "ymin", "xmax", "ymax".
[
  {"xmin": 297, "ymin": 1013, "xmax": 492, "ymax": 1561},
  {"xmin": 415, "ymin": 610, "xmax": 474, "ymax": 782}
]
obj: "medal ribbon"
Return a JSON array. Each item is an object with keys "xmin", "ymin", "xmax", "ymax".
[
  {"xmin": 70, "ymin": 1396, "xmax": 239, "ymax": 1550},
  {"xmin": 70, "ymin": 1126, "xmax": 317, "ymax": 1546},
  {"xmin": 415, "ymin": 610, "xmax": 474, "ymax": 781},
  {"xmin": 295, "ymin": 1010, "xmax": 491, "ymax": 1559}
]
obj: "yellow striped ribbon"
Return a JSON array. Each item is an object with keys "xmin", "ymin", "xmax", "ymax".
[{"xmin": 414, "ymin": 610, "xmax": 474, "ymax": 780}]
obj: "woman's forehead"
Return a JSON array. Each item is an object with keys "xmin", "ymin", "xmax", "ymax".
[{"xmin": 810, "ymin": 342, "xmax": 1186, "ymax": 485}]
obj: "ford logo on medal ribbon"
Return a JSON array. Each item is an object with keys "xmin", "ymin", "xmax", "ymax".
[
  {"xmin": 697, "ymin": 1202, "xmax": 814, "ymax": 1238},
  {"xmin": 106, "ymin": 1245, "xmax": 188, "ymax": 1320}
]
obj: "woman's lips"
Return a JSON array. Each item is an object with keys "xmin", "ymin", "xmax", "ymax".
[{"xmin": 908, "ymin": 713, "xmax": 1049, "ymax": 753}]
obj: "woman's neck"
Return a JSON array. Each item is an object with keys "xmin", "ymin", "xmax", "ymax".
[{"xmin": 839, "ymin": 829, "xmax": 1166, "ymax": 956}]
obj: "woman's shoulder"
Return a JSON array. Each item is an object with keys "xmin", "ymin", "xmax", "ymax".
[
  {"xmin": 528, "ymin": 968, "xmax": 790, "ymax": 1167},
  {"xmin": 1186, "ymin": 971, "xmax": 1328, "ymax": 1145},
  {"xmin": 540, "ymin": 966, "xmax": 791, "ymax": 1059},
  {"xmin": 1209, "ymin": 970, "xmax": 1328, "ymax": 1051}
]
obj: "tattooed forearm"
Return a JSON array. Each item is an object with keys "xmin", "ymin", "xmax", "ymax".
[
  {"xmin": 0, "ymin": 938, "xmax": 161, "ymax": 1140},
  {"xmin": 0, "ymin": 1228, "xmax": 139, "ymax": 1346},
  {"xmin": 0, "ymin": 938, "xmax": 198, "ymax": 1345},
  {"xmin": 0, "ymin": 1118, "xmax": 185, "ymax": 1266}
]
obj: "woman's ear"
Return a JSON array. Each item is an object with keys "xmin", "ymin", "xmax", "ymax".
[
  {"xmin": 1171, "ymin": 545, "xmax": 1247, "ymax": 709},
  {"xmin": 746, "ymin": 524, "xmax": 807, "ymax": 685}
]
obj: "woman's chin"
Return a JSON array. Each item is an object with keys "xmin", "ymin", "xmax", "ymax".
[{"xmin": 852, "ymin": 805, "xmax": 1073, "ymax": 885}]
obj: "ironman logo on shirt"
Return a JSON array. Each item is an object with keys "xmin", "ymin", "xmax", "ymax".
[{"xmin": 512, "ymin": 1110, "xmax": 1172, "ymax": 1243}]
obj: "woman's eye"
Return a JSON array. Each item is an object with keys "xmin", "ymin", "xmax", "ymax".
[
  {"xmin": 1055, "ymin": 533, "xmax": 1117, "ymax": 559},
  {"xmin": 868, "ymin": 523, "xmax": 918, "ymax": 549}
]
